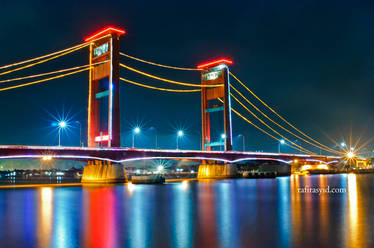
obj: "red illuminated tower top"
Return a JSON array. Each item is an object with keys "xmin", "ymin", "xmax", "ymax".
[
  {"xmin": 197, "ymin": 58, "xmax": 233, "ymax": 70},
  {"xmin": 84, "ymin": 26, "xmax": 126, "ymax": 42}
]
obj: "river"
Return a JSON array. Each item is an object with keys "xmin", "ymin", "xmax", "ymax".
[{"xmin": 0, "ymin": 174, "xmax": 372, "ymax": 248}]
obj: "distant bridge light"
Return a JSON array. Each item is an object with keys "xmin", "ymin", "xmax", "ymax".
[
  {"xmin": 42, "ymin": 155, "xmax": 53, "ymax": 161},
  {"xmin": 134, "ymin": 127, "xmax": 141, "ymax": 134},
  {"xmin": 221, "ymin": 133, "xmax": 226, "ymax": 139},
  {"xmin": 340, "ymin": 142, "xmax": 346, "ymax": 147},
  {"xmin": 280, "ymin": 139, "xmax": 285, "ymax": 144},
  {"xmin": 347, "ymin": 151, "xmax": 355, "ymax": 159},
  {"xmin": 317, "ymin": 164, "xmax": 328, "ymax": 170},
  {"xmin": 178, "ymin": 130, "xmax": 184, "ymax": 137},
  {"xmin": 301, "ymin": 165, "xmax": 312, "ymax": 171},
  {"xmin": 157, "ymin": 165, "xmax": 164, "ymax": 172}
]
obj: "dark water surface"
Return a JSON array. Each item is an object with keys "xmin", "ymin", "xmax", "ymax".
[{"xmin": 0, "ymin": 174, "xmax": 373, "ymax": 248}]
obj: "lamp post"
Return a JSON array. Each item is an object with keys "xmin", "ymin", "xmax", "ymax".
[
  {"xmin": 132, "ymin": 127, "xmax": 140, "ymax": 148},
  {"xmin": 177, "ymin": 130, "xmax": 184, "ymax": 150},
  {"xmin": 150, "ymin": 127, "xmax": 158, "ymax": 149},
  {"xmin": 221, "ymin": 133, "xmax": 226, "ymax": 151},
  {"xmin": 278, "ymin": 139, "xmax": 285, "ymax": 153},
  {"xmin": 239, "ymin": 134, "xmax": 245, "ymax": 151},
  {"xmin": 75, "ymin": 121, "xmax": 82, "ymax": 147},
  {"xmin": 58, "ymin": 121, "xmax": 67, "ymax": 146}
]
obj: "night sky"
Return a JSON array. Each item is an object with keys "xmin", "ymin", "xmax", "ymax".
[{"xmin": 1, "ymin": 0, "xmax": 374, "ymax": 154}]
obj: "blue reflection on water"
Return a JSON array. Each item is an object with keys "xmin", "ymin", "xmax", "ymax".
[
  {"xmin": 128, "ymin": 185, "xmax": 153, "ymax": 248},
  {"xmin": 171, "ymin": 181, "xmax": 193, "ymax": 248},
  {"xmin": 277, "ymin": 176, "xmax": 291, "ymax": 248},
  {"xmin": 52, "ymin": 188, "xmax": 82, "ymax": 248},
  {"xmin": 216, "ymin": 180, "xmax": 239, "ymax": 248}
]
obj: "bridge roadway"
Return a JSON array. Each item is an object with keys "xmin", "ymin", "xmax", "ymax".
[{"xmin": 0, "ymin": 145, "xmax": 341, "ymax": 164}]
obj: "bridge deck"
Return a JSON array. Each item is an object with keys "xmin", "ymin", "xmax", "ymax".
[{"xmin": 0, "ymin": 145, "xmax": 341, "ymax": 164}]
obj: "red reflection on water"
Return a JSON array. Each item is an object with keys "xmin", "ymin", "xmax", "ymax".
[
  {"xmin": 82, "ymin": 187, "xmax": 118, "ymax": 248},
  {"xmin": 197, "ymin": 181, "xmax": 218, "ymax": 247}
]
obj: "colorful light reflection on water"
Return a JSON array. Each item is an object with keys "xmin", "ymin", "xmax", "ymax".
[{"xmin": 0, "ymin": 174, "xmax": 373, "ymax": 247}]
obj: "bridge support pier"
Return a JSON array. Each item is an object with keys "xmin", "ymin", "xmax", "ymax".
[
  {"xmin": 81, "ymin": 160, "xmax": 127, "ymax": 183},
  {"xmin": 197, "ymin": 163, "xmax": 238, "ymax": 179}
]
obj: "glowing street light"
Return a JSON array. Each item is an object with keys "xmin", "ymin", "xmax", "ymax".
[
  {"xmin": 347, "ymin": 151, "xmax": 355, "ymax": 159},
  {"xmin": 340, "ymin": 142, "xmax": 346, "ymax": 148},
  {"xmin": 59, "ymin": 121, "xmax": 67, "ymax": 128},
  {"xmin": 132, "ymin": 127, "xmax": 141, "ymax": 148},
  {"xmin": 57, "ymin": 121, "xmax": 67, "ymax": 146},
  {"xmin": 278, "ymin": 139, "xmax": 285, "ymax": 153},
  {"xmin": 157, "ymin": 165, "xmax": 164, "ymax": 172},
  {"xmin": 177, "ymin": 130, "xmax": 184, "ymax": 150}
]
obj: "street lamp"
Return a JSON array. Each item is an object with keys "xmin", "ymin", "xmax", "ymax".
[
  {"xmin": 177, "ymin": 130, "xmax": 184, "ymax": 150},
  {"xmin": 220, "ymin": 133, "xmax": 226, "ymax": 151},
  {"xmin": 239, "ymin": 134, "xmax": 245, "ymax": 151},
  {"xmin": 150, "ymin": 126, "xmax": 158, "ymax": 149},
  {"xmin": 340, "ymin": 142, "xmax": 346, "ymax": 148},
  {"xmin": 132, "ymin": 127, "xmax": 140, "ymax": 148},
  {"xmin": 278, "ymin": 139, "xmax": 285, "ymax": 153},
  {"xmin": 75, "ymin": 121, "xmax": 82, "ymax": 147},
  {"xmin": 58, "ymin": 121, "xmax": 67, "ymax": 146}
]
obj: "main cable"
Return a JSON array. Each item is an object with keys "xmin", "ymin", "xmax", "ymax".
[
  {"xmin": 0, "ymin": 44, "xmax": 89, "ymax": 77},
  {"xmin": 0, "ymin": 61, "xmax": 108, "ymax": 84},
  {"xmin": 230, "ymin": 72, "xmax": 336, "ymax": 153},
  {"xmin": 230, "ymin": 85, "xmax": 342, "ymax": 155},
  {"xmin": 120, "ymin": 52, "xmax": 201, "ymax": 71},
  {"xmin": 230, "ymin": 93, "xmax": 314, "ymax": 154},
  {"xmin": 0, "ymin": 67, "xmax": 89, "ymax": 92},
  {"xmin": 218, "ymin": 98, "xmax": 315, "ymax": 155},
  {"xmin": 0, "ymin": 43, "xmax": 88, "ymax": 71},
  {"xmin": 120, "ymin": 63, "xmax": 222, "ymax": 88},
  {"xmin": 120, "ymin": 77, "xmax": 201, "ymax": 92}
]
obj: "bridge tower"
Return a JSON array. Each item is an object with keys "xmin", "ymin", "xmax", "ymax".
[
  {"xmin": 197, "ymin": 58, "xmax": 237, "ymax": 179},
  {"xmin": 82, "ymin": 27, "xmax": 127, "ymax": 184},
  {"xmin": 198, "ymin": 58, "xmax": 233, "ymax": 151},
  {"xmin": 85, "ymin": 27, "xmax": 125, "ymax": 148}
]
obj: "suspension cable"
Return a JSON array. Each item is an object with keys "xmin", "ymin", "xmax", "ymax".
[
  {"xmin": 120, "ymin": 63, "xmax": 222, "ymax": 88},
  {"xmin": 230, "ymin": 72, "xmax": 336, "ymax": 152},
  {"xmin": 0, "ymin": 67, "xmax": 89, "ymax": 92},
  {"xmin": 0, "ymin": 61, "xmax": 107, "ymax": 84},
  {"xmin": 230, "ymin": 85, "xmax": 341, "ymax": 155},
  {"xmin": 0, "ymin": 44, "xmax": 89, "ymax": 77},
  {"xmin": 218, "ymin": 98, "xmax": 315, "ymax": 155},
  {"xmin": 0, "ymin": 43, "xmax": 88, "ymax": 71},
  {"xmin": 230, "ymin": 93, "xmax": 314, "ymax": 154},
  {"xmin": 120, "ymin": 52, "xmax": 201, "ymax": 71},
  {"xmin": 120, "ymin": 77, "xmax": 201, "ymax": 92}
]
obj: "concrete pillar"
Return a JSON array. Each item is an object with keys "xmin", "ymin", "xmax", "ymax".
[
  {"xmin": 81, "ymin": 160, "xmax": 127, "ymax": 183},
  {"xmin": 197, "ymin": 163, "xmax": 238, "ymax": 179}
]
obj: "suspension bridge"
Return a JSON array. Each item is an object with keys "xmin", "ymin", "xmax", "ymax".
[{"xmin": 0, "ymin": 26, "xmax": 345, "ymax": 182}]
